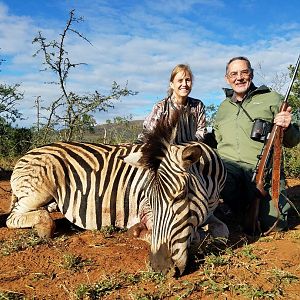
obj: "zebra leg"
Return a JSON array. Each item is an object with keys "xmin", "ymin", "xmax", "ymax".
[
  {"xmin": 7, "ymin": 210, "xmax": 55, "ymax": 238},
  {"xmin": 6, "ymin": 195, "xmax": 56, "ymax": 238},
  {"xmin": 33, "ymin": 210, "xmax": 56, "ymax": 238},
  {"xmin": 206, "ymin": 214, "xmax": 229, "ymax": 240}
]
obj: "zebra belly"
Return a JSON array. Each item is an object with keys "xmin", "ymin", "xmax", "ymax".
[{"xmin": 57, "ymin": 183, "xmax": 141, "ymax": 230}]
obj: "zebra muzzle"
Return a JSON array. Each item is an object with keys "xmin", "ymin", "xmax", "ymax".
[{"xmin": 149, "ymin": 243, "xmax": 177, "ymax": 276}]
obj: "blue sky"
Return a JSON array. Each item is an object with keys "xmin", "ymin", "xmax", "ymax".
[{"xmin": 1, "ymin": 0, "xmax": 300, "ymax": 127}]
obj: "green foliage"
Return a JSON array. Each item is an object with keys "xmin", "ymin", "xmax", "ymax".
[
  {"xmin": 0, "ymin": 230, "xmax": 49, "ymax": 256},
  {"xmin": 284, "ymin": 145, "xmax": 300, "ymax": 178},
  {"xmin": 74, "ymin": 271, "xmax": 166, "ymax": 300},
  {"xmin": 59, "ymin": 253, "xmax": 92, "ymax": 271},
  {"xmin": 269, "ymin": 268, "xmax": 299, "ymax": 285},
  {"xmin": 0, "ymin": 119, "xmax": 32, "ymax": 158},
  {"xmin": 238, "ymin": 244, "xmax": 259, "ymax": 260},
  {"xmin": 287, "ymin": 63, "xmax": 300, "ymax": 111},
  {"xmin": 283, "ymin": 63, "xmax": 300, "ymax": 178},
  {"xmin": 97, "ymin": 225, "xmax": 127, "ymax": 237},
  {"xmin": 204, "ymin": 253, "xmax": 230, "ymax": 267},
  {"xmin": 0, "ymin": 59, "xmax": 31, "ymax": 162},
  {"xmin": 0, "ymin": 83, "xmax": 23, "ymax": 123},
  {"xmin": 205, "ymin": 103, "xmax": 218, "ymax": 127},
  {"xmin": 0, "ymin": 291, "xmax": 25, "ymax": 300},
  {"xmin": 75, "ymin": 275, "xmax": 123, "ymax": 299}
]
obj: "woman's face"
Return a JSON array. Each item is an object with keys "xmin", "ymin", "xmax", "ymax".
[{"xmin": 170, "ymin": 70, "xmax": 192, "ymax": 101}]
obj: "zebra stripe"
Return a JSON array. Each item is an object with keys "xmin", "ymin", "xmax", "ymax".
[
  {"xmin": 9, "ymin": 142, "xmax": 145, "ymax": 230},
  {"xmin": 7, "ymin": 113, "xmax": 227, "ymax": 275}
]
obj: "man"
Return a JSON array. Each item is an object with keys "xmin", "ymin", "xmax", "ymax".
[{"xmin": 214, "ymin": 56, "xmax": 300, "ymax": 234}]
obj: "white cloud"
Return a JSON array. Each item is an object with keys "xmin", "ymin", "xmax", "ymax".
[
  {"xmin": 0, "ymin": 1, "xmax": 300, "ymax": 128},
  {"xmin": 0, "ymin": 4, "xmax": 35, "ymax": 55}
]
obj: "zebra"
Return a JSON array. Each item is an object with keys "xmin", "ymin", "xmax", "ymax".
[{"xmin": 6, "ymin": 113, "xmax": 228, "ymax": 276}]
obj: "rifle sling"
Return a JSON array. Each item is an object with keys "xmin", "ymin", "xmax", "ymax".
[{"xmin": 263, "ymin": 126, "xmax": 283, "ymax": 235}]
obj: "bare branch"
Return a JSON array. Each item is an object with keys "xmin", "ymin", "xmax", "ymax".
[{"xmin": 32, "ymin": 9, "xmax": 137, "ymax": 144}]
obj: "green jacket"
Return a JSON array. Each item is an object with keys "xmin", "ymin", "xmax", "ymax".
[{"xmin": 214, "ymin": 84, "xmax": 300, "ymax": 168}]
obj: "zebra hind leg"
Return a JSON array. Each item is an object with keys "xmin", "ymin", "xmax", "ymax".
[{"xmin": 6, "ymin": 206, "xmax": 56, "ymax": 238}]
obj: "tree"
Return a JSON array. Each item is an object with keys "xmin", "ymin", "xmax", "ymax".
[
  {"xmin": 205, "ymin": 104, "xmax": 218, "ymax": 128},
  {"xmin": 0, "ymin": 100, "xmax": 32, "ymax": 161},
  {"xmin": 0, "ymin": 83, "xmax": 23, "ymax": 123},
  {"xmin": 0, "ymin": 121, "xmax": 32, "ymax": 158},
  {"xmin": 256, "ymin": 62, "xmax": 289, "ymax": 94},
  {"xmin": 32, "ymin": 9, "xmax": 137, "ymax": 144},
  {"xmin": 283, "ymin": 60, "xmax": 300, "ymax": 178},
  {"xmin": 0, "ymin": 76, "xmax": 30, "ymax": 159}
]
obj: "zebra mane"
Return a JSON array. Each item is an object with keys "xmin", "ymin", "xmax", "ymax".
[{"xmin": 139, "ymin": 109, "xmax": 181, "ymax": 172}]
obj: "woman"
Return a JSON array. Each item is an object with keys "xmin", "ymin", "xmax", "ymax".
[{"xmin": 137, "ymin": 64, "xmax": 207, "ymax": 143}]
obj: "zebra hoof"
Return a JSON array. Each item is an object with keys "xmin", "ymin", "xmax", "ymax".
[
  {"xmin": 34, "ymin": 211, "xmax": 56, "ymax": 238},
  {"xmin": 128, "ymin": 222, "xmax": 147, "ymax": 237},
  {"xmin": 127, "ymin": 223, "xmax": 151, "ymax": 242}
]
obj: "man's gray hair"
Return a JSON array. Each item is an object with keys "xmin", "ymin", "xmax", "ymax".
[{"xmin": 226, "ymin": 56, "xmax": 253, "ymax": 74}]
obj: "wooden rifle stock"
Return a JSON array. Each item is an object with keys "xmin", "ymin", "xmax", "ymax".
[{"xmin": 246, "ymin": 54, "xmax": 300, "ymax": 235}]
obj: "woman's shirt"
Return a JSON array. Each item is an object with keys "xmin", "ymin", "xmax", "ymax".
[{"xmin": 138, "ymin": 96, "xmax": 207, "ymax": 143}]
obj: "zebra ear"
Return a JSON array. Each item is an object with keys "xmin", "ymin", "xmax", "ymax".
[
  {"xmin": 181, "ymin": 144, "xmax": 202, "ymax": 168},
  {"xmin": 121, "ymin": 151, "xmax": 144, "ymax": 168}
]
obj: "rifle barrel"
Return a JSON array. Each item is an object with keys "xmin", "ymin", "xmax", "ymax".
[{"xmin": 283, "ymin": 54, "xmax": 300, "ymax": 104}]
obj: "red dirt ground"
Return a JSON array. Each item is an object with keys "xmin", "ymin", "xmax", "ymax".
[{"xmin": 0, "ymin": 174, "xmax": 299, "ymax": 299}]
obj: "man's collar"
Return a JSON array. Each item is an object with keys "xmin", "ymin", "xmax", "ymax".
[{"xmin": 222, "ymin": 83, "xmax": 270, "ymax": 101}]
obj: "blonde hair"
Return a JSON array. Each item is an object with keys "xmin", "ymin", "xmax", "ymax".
[{"xmin": 167, "ymin": 64, "xmax": 194, "ymax": 97}]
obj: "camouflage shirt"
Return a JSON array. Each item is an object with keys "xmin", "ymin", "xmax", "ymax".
[{"xmin": 137, "ymin": 96, "xmax": 207, "ymax": 143}]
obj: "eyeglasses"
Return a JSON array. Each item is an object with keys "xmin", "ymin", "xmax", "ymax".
[{"xmin": 226, "ymin": 69, "xmax": 251, "ymax": 79}]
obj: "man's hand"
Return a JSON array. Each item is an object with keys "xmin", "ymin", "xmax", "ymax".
[{"xmin": 274, "ymin": 106, "xmax": 292, "ymax": 129}]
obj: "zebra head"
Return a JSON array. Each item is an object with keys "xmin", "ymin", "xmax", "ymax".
[{"xmin": 123, "ymin": 116, "xmax": 203, "ymax": 276}]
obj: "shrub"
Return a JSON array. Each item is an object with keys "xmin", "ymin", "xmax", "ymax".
[
  {"xmin": 0, "ymin": 120, "xmax": 32, "ymax": 159},
  {"xmin": 284, "ymin": 145, "xmax": 300, "ymax": 178}
]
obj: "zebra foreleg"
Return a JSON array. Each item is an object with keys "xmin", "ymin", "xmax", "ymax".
[{"xmin": 6, "ymin": 209, "xmax": 56, "ymax": 238}]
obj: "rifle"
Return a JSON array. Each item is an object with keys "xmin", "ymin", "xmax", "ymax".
[{"xmin": 246, "ymin": 54, "xmax": 300, "ymax": 236}]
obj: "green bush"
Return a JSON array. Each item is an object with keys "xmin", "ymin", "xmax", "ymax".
[
  {"xmin": 284, "ymin": 145, "xmax": 300, "ymax": 178},
  {"xmin": 0, "ymin": 120, "xmax": 32, "ymax": 158}
]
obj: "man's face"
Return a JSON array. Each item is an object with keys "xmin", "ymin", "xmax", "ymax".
[{"xmin": 225, "ymin": 60, "xmax": 253, "ymax": 101}]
